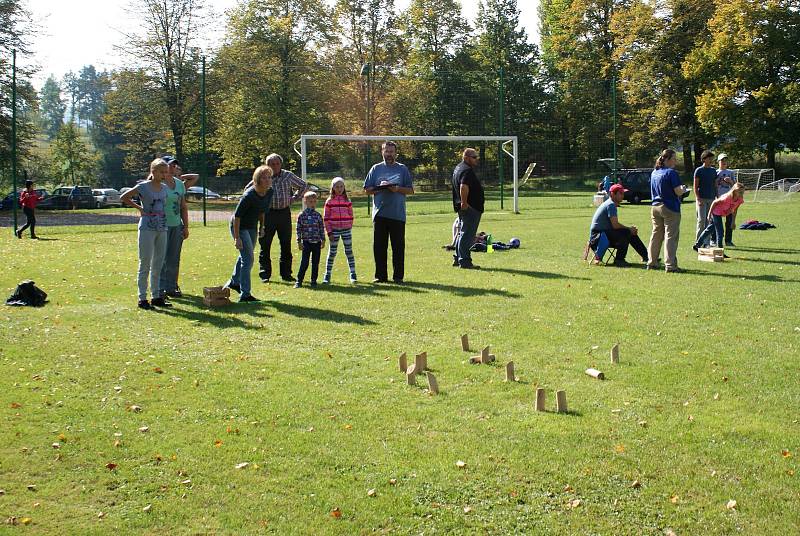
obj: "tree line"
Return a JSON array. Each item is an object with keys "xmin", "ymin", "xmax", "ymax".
[{"xmin": 1, "ymin": 0, "xmax": 799, "ymax": 191}]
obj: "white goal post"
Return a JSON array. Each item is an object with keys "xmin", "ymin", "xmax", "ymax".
[{"xmin": 293, "ymin": 134, "xmax": 521, "ymax": 213}]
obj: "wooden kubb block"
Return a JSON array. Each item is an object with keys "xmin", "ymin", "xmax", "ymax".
[
  {"xmin": 461, "ymin": 334, "xmax": 470, "ymax": 352},
  {"xmin": 414, "ymin": 352, "xmax": 427, "ymax": 374},
  {"xmin": 505, "ymin": 361, "xmax": 516, "ymax": 382},
  {"xmin": 556, "ymin": 390, "xmax": 568, "ymax": 413},
  {"xmin": 426, "ymin": 372, "xmax": 439, "ymax": 395},
  {"xmin": 610, "ymin": 343, "xmax": 620, "ymax": 364},
  {"xmin": 698, "ymin": 247, "xmax": 724, "ymax": 262},
  {"xmin": 406, "ymin": 364, "xmax": 417, "ymax": 385},
  {"xmin": 203, "ymin": 286, "xmax": 231, "ymax": 307},
  {"xmin": 535, "ymin": 388, "xmax": 546, "ymax": 411},
  {"xmin": 398, "ymin": 352, "xmax": 407, "ymax": 373}
]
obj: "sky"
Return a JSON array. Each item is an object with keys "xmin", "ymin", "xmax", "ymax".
[{"xmin": 26, "ymin": 0, "xmax": 540, "ymax": 89}]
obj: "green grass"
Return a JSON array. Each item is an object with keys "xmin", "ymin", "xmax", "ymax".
[{"xmin": 1, "ymin": 193, "xmax": 799, "ymax": 534}]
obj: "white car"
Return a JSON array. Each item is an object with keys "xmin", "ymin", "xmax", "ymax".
[
  {"xmin": 92, "ymin": 188, "xmax": 123, "ymax": 208},
  {"xmin": 186, "ymin": 186, "xmax": 221, "ymax": 200}
]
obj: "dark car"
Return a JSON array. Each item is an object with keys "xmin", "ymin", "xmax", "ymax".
[
  {"xmin": 598, "ymin": 159, "xmax": 690, "ymax": 204},
  {"xmin": 0, "ymin": 189, "xmax": 49, "ymax": 211},
  {"xmin": 38, "ymin": 185, "xmax": 95, "ymax": 210}
]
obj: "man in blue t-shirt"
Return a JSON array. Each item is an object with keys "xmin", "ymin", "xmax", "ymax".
[
  {"xmin": 589, "ymin": 184, "xmax": 648, "ymax": 266},
  {"xmin": 694, "ymin": 150, "xmax": 718, "ymax": 243},
  {"xmin": 363, "ymin": 141, "xmax": 414, "ymax": 283}
]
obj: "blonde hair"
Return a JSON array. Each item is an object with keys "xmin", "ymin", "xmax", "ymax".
[
  {"xmin": 148, "ymin": 158, "xmax": 169, "ymax": 180},
  {"xmin": 252, "ymin": 165, "xmax": 273, "ymax": 184},
  {"xmin": 303, "ymin": 191, "xmax": 318, "ymax": 200}
]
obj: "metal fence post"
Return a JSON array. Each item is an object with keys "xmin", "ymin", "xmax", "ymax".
[
  {"xmin": 11, "ymin": 49, "xmax": 18, "ymax": 235},
  {"xmin": 498, "ymin": 67, "xmax": 505, "ymax": 210},
  {"xmin": 201, "ymin": 56, "xmax": 207, "ymax": 226}
]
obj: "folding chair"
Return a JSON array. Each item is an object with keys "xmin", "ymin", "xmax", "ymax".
[{"xmin": 582, "ymin": 232, "xmax": 617, "ymax": 265}]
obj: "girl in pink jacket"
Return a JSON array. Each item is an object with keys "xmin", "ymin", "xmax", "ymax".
[{"xmin": 322, "ymin": 177, "xmax": 357, "ymax": 283}]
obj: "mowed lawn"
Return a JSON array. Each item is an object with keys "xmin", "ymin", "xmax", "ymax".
[{"xmin": 1, "ymin": 192, "xmax": 798, "ymax": 534}]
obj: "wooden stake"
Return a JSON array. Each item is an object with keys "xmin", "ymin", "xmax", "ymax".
[
  {"xmin": 610, "ymin": 343, "xmax": 619, "ymax": 364},
  {"xmin": 399, "ymin": 352, "xmax": 407, "ymax": 373},
  {"xmin": 585, "ymin": 368, "xmax": 605, "ymax": 380},
  {"xmin": 505, "ymin": 361, "xmax": 516, "ymax": 382},
  {"xmin": 481, "ymin": 346, "xmax": 490, "ymax": 363},
  {"xmin": 556, "ymin": 390, "xmax": 568, "ymax": 413},
  {"xmin": 426, "ymin": 372, "xmax": 439, "ymax": 395},
  {"xmin": 535, "ymin": 388, "xmax": 546, "ymax": 411},
  {"xmin": 461, "ymin": 334, "xmax": 469, "ymax": 352},
  {"xmin": 406, "ymin": 364, "xmax": 416, "ymax": 385},
  {"xmin": 415, "ymin": 352, "xmax": 427, "ymax": 374}
]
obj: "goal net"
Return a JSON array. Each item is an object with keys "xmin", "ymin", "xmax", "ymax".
[
  {"xmin": 294, "ymin": 135, "xmax": 521, "ymax": 213},
  {"xmin": 731, "ymin": 168, "xmax": 775, "ymax": 201}
]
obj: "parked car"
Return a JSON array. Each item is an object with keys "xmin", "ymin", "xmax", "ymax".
[
  {"xmin": 186, "ymin": 186, "xmax": 221, "ymax": 200},
  {"xmin": 0, "ymin": 189, "xmax": 49, "ymax": 211},
  {"xmin": 598, "ymin": 159, "xmax": 690, "ymax": 204},
  {"xmin": 38, "ymin": 185, "xmax": 95, "ymax": 210},
  {"xmin": 92, "ymin": 188, "xmax": 123, "ymax": 208}
]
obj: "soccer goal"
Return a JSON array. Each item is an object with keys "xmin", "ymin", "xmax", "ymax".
[
  {"xmin": 731, "ymin": 168, "xmax": 775, "ymax": 201},
  {"xmin": 293, "ymin": 134, "xmax": 521, "ymax": 213}
]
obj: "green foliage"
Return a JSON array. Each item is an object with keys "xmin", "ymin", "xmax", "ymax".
[
  {"xmin": 38, "ymin": 76, "xmax": 65, "ymax": 140},
  {"xmin": 49, "ymin": 121, "xmax": 99, "ymax": 185}
]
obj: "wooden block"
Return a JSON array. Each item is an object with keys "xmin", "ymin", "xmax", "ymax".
[
  {"xmin": 426, "ymin": 372, "xmax": 439, "ymax": 395},
  {"xmin": 585, "ymin": 368, "xmax": 605, "ymax": 380},
  {"xmin": 469, "ymin": 356, "xmax": 481, "ymax": 364},
  {"xmin": 461, "ymin": 334, "xmax": 469, "ymax": 352},
  {"xmin": 203, "ymin": 286, "xmax": 230, "ymax": 299},
  {"xmin": 556, "ymin": 390, "xmax": 568, "ymax": 413},
  {"xmin": 698, "ymin": 247, "xmax": 724, "ymax": 256},
  {"xmin": 481, "ymin": 346, "xmax": 490, "ymax": 362},
  {"xmin": 203, "ymin": 296, "xmax": 231, "ymax": 307},
  {"xmin": 505, "ymin": 361, "xmax": 516, "ymax": 381},
  {"xmin": 415, "ymin": 352, "xmax": 427, "ymax": 374},
  {"xmin": 698, "ymin": 253, "xmax": 723, "ymax": 262},
  {"xmin": 406, "ymin": 365, "xmax": 416, "ymax": 385},
  {"xmin": 487, "ymin": 354, "xmax": 496, "ymax": 363},
  {"xmin": 398, "ymin": 352, "xmax": 407, "ymax": 373},
  {"xmin": 610, "ymin": 343, "xmax": 619, "ymax": 364},
  {"xmin": 535, "ymin": 388, "xmax": 546, "ymax": 411}
]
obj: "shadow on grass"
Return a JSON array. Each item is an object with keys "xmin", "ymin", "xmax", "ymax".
[
  {"xmin": 159, "ymin": 295, "xmax": 273, "ymax": 328},
  {"xmin": 264, "ymin": 300, "xmax": 377, "ymax": 325},
  {"xmin": 732, "ymin": 246, "xmax": 800, "ymax": 254},
  {"xmin": 736, "ymin": 256, "xmax": 800, "ymax": 267},
  {"xmin": 490, "ymin": 267, "xmax": 591, "ymax": 281},
  {"xmin": 680, "ymin": 268, "xmax": 800, "ymax": 283},
  {"xmin": 393, "ymin": 280, "xmax": 523, "ymax": 298}
]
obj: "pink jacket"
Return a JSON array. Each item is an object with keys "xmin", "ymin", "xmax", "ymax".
[
  {"xmin": 323, "ymin": 194, "xmax": 354, "ymax": 234},
  {"xmin": 712, "ymin": 195, "xmax": 743, "ymax": 217}
]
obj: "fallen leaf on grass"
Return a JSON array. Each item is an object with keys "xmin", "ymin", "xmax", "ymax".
[
  {"xmin": 614, "ymin": 444, "xmax": 626, "ymax": 454},
  {"xmin": 367, "ymin": 488, "xmax": 376, "ymax": 497},
  {"xmin": 631, "ymin": 480, "xmax": 641, "ymax": 489},
  {"xmin": 181, "ymin": 479, "xmax": 192, "ymax": 485},
  {"xmin": 568, "ymin": 499, "xmax": 582, "ymax": 508},
  {"xmin": 97, "ymin": 512, "xmax": 105, "ymax": 519},
  {"xmin": 20, "ymin": 517, "xmax": 31, "ymax": 525},
  {"xmin": 670, "ymin": 495, "xmax": 679, "ymax": 504},
  {"xmin": 344, "ymin": 424, "xmax": 353, "ymax": 430},
  {"xmin": 687, "ymin": 415, "xmax": 694, "ymax": 422},
  {"xmin": 330, "ymin": 507, "xmax": 342, "ymax": 519},
  {"xmin": 563, "ymin": 485, "xmax": 573, "ymax": 492},
  {"xmin": 726, "ymin": 499, "xmax": 737, "ymax": 510},
  {"xmin": 105, "ymin": 462, "xmax": 117, "ymax": 471},
  {"xmin": 463, "ymin": 506, "xmax": 472, "ymax": 513},
  {"xmin": 10, "ymin": 402, "xmax": 21, "ymax": 409},
  {"xmin": 52, "ymin": 442, "xmax": 61, "ymax": 449},
  {"xmin": 781, "ymin": 449, "xmax": 791, "ymax": 458},
  {"xmin": 214, "ymin": 439, "xmax": 223, "ymax": 448},
  {"xmin": 389, "ymin": 478, "xmax": 397, "ymax": 485},
  {"xmin": 235, "ymin": 462, "xmax": 249, "ymax": 470},
  {"xmin": 787, "ymin": 470, "xmax": 795, "ymax": 476},
  {"xmin": 143, "ymin": 504, "xmax": 152, "ymax": 513},
  {"xmin": 127, "ymin": 405, "xmax": 142, "ymax": 413},
  {"xmin": 455, "ymin": 460, "xmax": 466, "ymax": 469},
  {"xmin": 153, "ymin": 367, "xmax": 163, "ymax": 374}
]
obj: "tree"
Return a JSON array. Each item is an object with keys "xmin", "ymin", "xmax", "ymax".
[
  {"xmin": 686, "ymin": 0, "xmax": 800, "ymax": 169},
  {"xmin": 50, "ymin": 122, "xmax": 97, "ymax": 185},
  {"xmin": 39, "ymin": 76, "xmax": 65, "ymax": 139},
  {"xmin": 120, "ymin": 0, "xmax": 205, "ymax": 163}
]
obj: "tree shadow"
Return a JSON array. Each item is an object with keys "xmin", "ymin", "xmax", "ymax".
[{"xmin": 490, "ymin": 267, "xmax": 591, "ymax": 281}]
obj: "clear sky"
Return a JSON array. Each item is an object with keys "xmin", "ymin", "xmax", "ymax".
[{"xmin": 26, "ymin": 0, "xmax": 539, "ymax": 89}]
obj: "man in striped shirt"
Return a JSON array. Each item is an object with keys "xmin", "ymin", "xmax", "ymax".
[{"xmin": 259, "ymin": 153, "xmax": 307, "ymax": 282}]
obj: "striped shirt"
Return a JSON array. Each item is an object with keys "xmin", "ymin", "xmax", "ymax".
[
  {"xmin": 270, "ymin": 169, "xmax": 307, "ymax": 210},
  {"xmin": 323, "ymin": 194, "xmax": 354, "ymax": 234},
  {"xmin": 296, "ymin": 207, "xmax": 325, "ymax": 243}
]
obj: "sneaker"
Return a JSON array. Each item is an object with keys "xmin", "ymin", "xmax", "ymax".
[
  {"xmin": 692, "ymin": 244, "xmax": 700, "ymax": 252},
  {"xmin": 723, "ymin": 253, "xmax": 730, "ymax": 259},
  {"xmin": 15, "ymin": 229, "xmax": 22, "ymax": 239},
  {"xmin": 372, "ymin": 278, "xmax": 388, "ymax": 284},
  {"xmin": 452, "ymin": 256, "xmax": 459, "ymax": 267},
  {"xmin": 239, "ymin": 294, "xmax": 259, "ymax": 302},
  {"xmin": 225, "ymin": 282, "xmax": 241, "ymax": 294},
  {"xmin": 138, "ymin": 299, "xmax": 152, "ymax": 310},
  {"xmin": 281, "ymin": 275, "xmax": 296, "ymax": 282},
  {"xmin": 293, "ymin": 281, "xmax": 302, "ymax": 288},
  {"xmin": 349, "ymin": 274, "xmax": 357, "ymax": 284},
  {"xmin": 322, "ymin": 275, "xmax": 330, "ymax": 284},
  {"xmin": 725, "ymin": 241, "xmax": 735, "ymax": 247},
  {"xmin": 459, "ymin": 264, "xmax": 481, "ymax": 270},
  {"xmin": 151, "ymin": 297, "xmax": 173, "ymax": 307},
  {"xmin": 167, "ymin": 287, "xmax": 183, "ymax": 298}
]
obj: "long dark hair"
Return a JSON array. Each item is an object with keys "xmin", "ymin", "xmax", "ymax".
[{"xmin": 655, "ymin": 149, "xmax": 676, "ymax": 170}]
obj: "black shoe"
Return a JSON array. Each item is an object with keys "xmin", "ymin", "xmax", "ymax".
[
  {"xmin": 281, "ymin": 275, "xmax": 296, "ymax": 282},
  {"xmin": 692, "ymin": 244, "xmax": 699, "ymax": 252},
  {"xmin": 31, "ymin": 235, "xmax": 39, "ymax": 240},
  {"xmin": 15, "ymin": 229, "xmax": 22, "ymax": 239},
  {"xmin": 372, "ymin": 278, "xmax": 388, "ymax": 284},
  {"xmin": 151, "ymin": 297, "xmax": 173, "ymax": 307},
  {"xmin": 460, "ymin": 264, "xmax": 481, "ymax": 270},
  {"xmin": 666, "ymin": 268, "xmax": 682, "ymax": 273},
  {"xmin": 723, "ymin": 254, "xmax": 730, "ymax": 259},
  {"xmin": 138, "ymin": 300, "xmax": 153, "ymax": 310},
  {"xmin": 310, "ymin": 281, "xmax": 317, "ymax": 287},
  {"xmin": 392, "ymin": 279, "xmax": 404, "ymax": 284},
  {"xmin": 166, "ymin": 287, "xmax": 182, "ymax": 298},
  {"xmin": 452, "ymin": 256, "xmax": 459, "ymax": 267},
  {"xmin": 225, "ymin": 282, "xmax": 241, "ymax": 294},
  {"xmin": 293, "ymin": 281, "xmax": 302, "ymax": 288},
  {"xmin": 725, "ymin": 241, "xmax": 735, "ymax": 247},
  {"xmin": 239, "ymin": 294, "xmax": 259, "ymax": 302}
]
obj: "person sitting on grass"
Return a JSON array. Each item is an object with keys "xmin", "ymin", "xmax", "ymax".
[
  {"xmin": 693, "ymin": 183, "xmax": 745, "ymax": 255},
  {"xmin": 294, "ymin": 191, "xmax": 326, "ymax": 288},
  {"xmin": 226, "ymin": 165, "xmax": 273, "ymax": 303},
  {"xmin": 121, "ymin": 158, "xmax": 171, "ymax": 310},
  {"xmin": 322, "ymin": 177, "xmax": 357, "ymax": 284},
  {"xmin": 589, "ymin": 183, "xmax": 648, "ymax": 267}
]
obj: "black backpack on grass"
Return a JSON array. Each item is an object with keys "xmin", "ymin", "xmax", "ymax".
[{"xmin": 5, "ymin": 280, "xmax": 48, "ymax": 307}]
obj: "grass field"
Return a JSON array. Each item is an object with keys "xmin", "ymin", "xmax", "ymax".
[{"xmin": 1, "ymin": 193, "xmax": 798, "ymax": 534}]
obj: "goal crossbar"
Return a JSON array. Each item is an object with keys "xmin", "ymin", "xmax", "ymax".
[{"xmin": 294, "ymin": 134, "xmax": 520, "ymax": 213}]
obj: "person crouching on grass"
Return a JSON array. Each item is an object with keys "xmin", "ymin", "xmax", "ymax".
[
  {"xmin": 294, "ymin": 191, "xmax": 325, "ymax": 288},
  {"xmin": 226, "ymin": 165, "xmax": 274, "ymax": 302},
  {"xmin": 693, "ymin": 183, "xmax": 745, "ymax": 255},
  {"xmin": 121, "ymin": 158, "xmax": 171, "ymax": 310}
]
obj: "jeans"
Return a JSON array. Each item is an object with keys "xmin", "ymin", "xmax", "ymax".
[
  {"xmin": 648, "ymin": 204, "xmax": 681, "ymax": 271},
  {"xmin": 231, "ymin": 226, "xmax": 257, "ymax": 298},
  {"xmin": 695, "ymin": 215, "xmax": 724, "ymax": 248},
  {"xmin": 724, "ymin": 212, "xmax": 736, "ymax": 244},
  {"xmin": 324, "ymin": 229, "xmax": 356, "ymax": 282},
  {"xmin": 373, "ymin": 216, "xmax": 406, "ymax": 281},
  {"xmin": 455, "ymin": 207, "xmax": 482, "ymax": 267},
  {"xmin": 18, "ymin": 207, "xmax": 36, "ymax": 237},
  {"xmin": 696, "ymin": 198, "xmax": 713, "ymax": 241},
  {"xmin": 138, "ymin": 229, "xmax": 168, "ymax": 300},
  {"xmin": 297, "ymin": 241, "xmax": 321, "ymax": 283},
  {"xmin": 259, "ymin": 207, "xmax": 293, "ymax": 280},
  {"xmin": 159, "ymin": 224, "xmax": 184, "ymax": 296}
]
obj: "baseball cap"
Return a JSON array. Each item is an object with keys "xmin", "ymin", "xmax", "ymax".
[
  {"xmin": 162, "ymin": 155, "xmax": 177, "ymax": 165},
  {"xmin": 609, "ymin": 184, "xmax": 627, "ymax": 194},
  {"xmin": 717, "ymin": 153, "xmax": 728, "ymax": 162}
]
